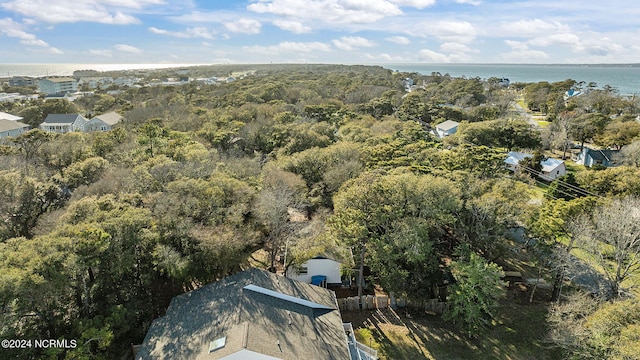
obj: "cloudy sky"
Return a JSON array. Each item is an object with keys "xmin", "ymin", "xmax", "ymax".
[{"xmin": 1, "ymin": 0, "xmax": 639, "ymax": 64}]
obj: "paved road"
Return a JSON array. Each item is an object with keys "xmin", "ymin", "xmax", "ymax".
[{"xmin": 513, "ymin": 102, "xmax": 539, "ymax": 127}]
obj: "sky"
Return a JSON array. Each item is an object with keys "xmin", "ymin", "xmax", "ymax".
[{"xmin": 1, "ymin": 0, "xmax": 640, "ymax": 65}]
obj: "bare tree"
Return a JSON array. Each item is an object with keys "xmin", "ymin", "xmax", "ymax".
[{"xmin": 572, "ymin": 197, "xmax": 640, "ymax": 298}]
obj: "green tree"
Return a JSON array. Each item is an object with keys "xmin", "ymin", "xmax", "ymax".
[{"xmin": 443, "ymin": 250, "xmax": 504, "ymax": 338}]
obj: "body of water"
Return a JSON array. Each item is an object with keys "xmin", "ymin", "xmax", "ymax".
[
  {"xmin": 387, "ymin": 63, "xmax": 640, "ymax": 96},
  {"xmin": 0, "ymin": 63, "xmax": 205, "ymax": 78},
  {"xmin": 2, "ymin": 63, "xmax": 640, "ymax": 95}
]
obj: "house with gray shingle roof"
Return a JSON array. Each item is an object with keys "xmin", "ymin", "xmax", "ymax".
[
  {"xmin": 135, "ymin": 268, "xmax": 375, "ymax": 360},
  {"xmin": 84, "ymin": 112, "xmax": 123, "ymax": 132},
  {"xmin": 0, "ymin": 119, "xmax": 30, "ymax": 139},
  {"xmin": 39, "ymin": 114, "xmax": 88, "ymax": 134},
  {"xmin": 575, "ymin": 147, "xmax": 620, "ymax": 167}
]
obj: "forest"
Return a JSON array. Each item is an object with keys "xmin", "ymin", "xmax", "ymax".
[{"xmin": 1, "ymin": 64, "xmax": 640, "ymax": 359}]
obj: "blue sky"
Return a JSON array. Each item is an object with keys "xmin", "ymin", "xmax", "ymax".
[{"xmin": 1, "ymin": 0, "xmax": 639, "ymax": 64}]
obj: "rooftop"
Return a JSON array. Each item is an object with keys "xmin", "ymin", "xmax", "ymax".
[{"xmin": 136, "ymin": 268, "xmax": 351, "ymax": 360}]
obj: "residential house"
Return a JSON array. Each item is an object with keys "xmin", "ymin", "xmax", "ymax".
[
  {"xmin": 9, "ymin": 76, "xmax": 35, "ymax": 87},
  {"xmin": 540, "ymin": 158, "xmax": 567, "ymax": 181},
  {"xmin": 287, "ymin": 256, "xmax": 342, "ymax": 287},
  {"xmin": 505, "ymin": 151, "xmax": 566, "ymax": 180},
  {"xmin": 0, "ymin": 119, "xmax": 30, "ymax": 139},
  {"xmin": 135, "ymin": 268, "xmax": 376, "ymax": 360},
  {"xmin": 40, "ymin": 114, "xmax": 88, "ymax": 134},
  {"xmin": 504, "ymin": 151, "xmax": 532, "ymax": 171},
  {"xmin": 434, "ymin": 120, "xmax": 460, "ymax": 138},
  {"xmin": 84, "ymin": 112, "xmax": 123, "ymax": 132},
  {"xmin": 37, "ymin": 77, "xmax": 78, "ymax": 96},
  {"xmin": 575, "ymin": 147, "xmax": 620, "ymax": 167},
  {"xmin": 0, "ymin": 112, "xmax": 23, "ymax": 122}
]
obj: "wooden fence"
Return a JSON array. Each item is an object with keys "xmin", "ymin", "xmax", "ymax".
[
  {"xmin": 338, "ymin": 295, "xmax": 389, "ymax": 311},
  {"xmin": 338, "ymin": 295, "xmax": 447, "ymax": 314}
]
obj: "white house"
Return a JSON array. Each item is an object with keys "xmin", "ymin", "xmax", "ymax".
[
  {"xmin": 287, "ymin": 256, "xmax": 342, "ymax": 287},
  {"xmin": 40, "ymin": 114, "xmax": 88, "ymax": 134},
  {"xmin": 38, "ymin": 77, "xmax": 78, "ymax": 96},
  {"xmin": 540, "ymin": 158, "xmax": 566, "ymax": 180},
  {"xmin": 84, "ymin": 112, "xmax": 123, "ymax": 132},
  {"xmin": 0, "ymin": 112, "xmax": 23, "ymax": 122},
  {"xmin": 434, "ymin": 120, "xmax": 460, "ymax": 138},
  {"xmin": 504, "ymin": 151, "xmax": 532, "ymax": 171},
  {"xmin": 0, "ymin": 119, "xmax": 30, "ymax": 139}
]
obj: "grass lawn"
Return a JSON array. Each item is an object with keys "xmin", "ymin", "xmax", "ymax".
[{"xmin": 343, "ymin": 302, "xmax": 563, "ymax": 360}]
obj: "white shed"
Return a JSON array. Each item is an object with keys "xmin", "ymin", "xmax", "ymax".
[{"xmin": 287, "ymin": 256, "xmax": 342, "ymax": 286}]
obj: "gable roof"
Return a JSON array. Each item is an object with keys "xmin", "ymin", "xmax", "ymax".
[
  {"xmin": 136, "ymin": 268, "xmax": 350, "ymax": 360},
  {"xmin": 504, "ymin": 151, "xmax": 532, "ymax": 167},
  {"xmin": 541, "ymin": 158, "xmax": 564, "ymax": 172},
  {"xmin": 0, "ymin": 119, "xmax": 29, "ymax": 132},
  {"xmin": 0, "ymin": 112, "xmax": 23, "ymax": 121},
  {"xmin": 41, "ymin": 114, "xmax": 86, "ymax": 125},
  {"xmin": 91, "ymin": 112, "xmax": 122, "ymax": 126},
  {"xmin": 435, "ymin": 120, "xmax": 460, "ymax": 131},
  {"xmin": 586, "ymin": 148, "xmax": 619, "ymax": 162}
]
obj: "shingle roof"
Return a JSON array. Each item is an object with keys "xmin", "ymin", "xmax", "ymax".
[
  {"xmin": 435, "ymin": 120, "xmax": 460, "ymax": 131},
  {"xmin": 136, "ymin": 268, "xmax": 350, "ymax": 360},
  {"xmin": 0, "ymin": 119, "xmax": 29, "ymax": 132},
  {"xmin": 91, "ymin": 112, "xmax": 122, "ymax": 126},
  {"xmin": 587, "ymin": 148, "xmax": 618, "ymax": 162},
  {"xmin": 41, "ymin": 114, "xmax": 85, "ymax": 124}
]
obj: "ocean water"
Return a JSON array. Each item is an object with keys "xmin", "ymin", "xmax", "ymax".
[
  {"xmin": 2, "ymin": 63, "xmax": 640, "ymax": 95},
  {"xmin": 387, "ymin": 63, "xmax": 640, "ymax": 96}
]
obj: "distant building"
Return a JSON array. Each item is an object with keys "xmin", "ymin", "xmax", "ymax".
[
  {"xmin": 434, "ymin": 120, "xmax": 460, "ymax": 138},
  {"xmin": 84, "ymin": 112, "xmax": 123, "ymax": 132},
  {"xmin": 40, "ymin": 114, "xmax": 87, "ymax": 134},
  {"xmin": 38, "ymin": 77, "xmax": 78, "ymax": 96},
  {"xmin": 8, "ymin": 76, "xmax": 35, "ymax": 87},
  {"xmin": 504, "ymin": 151, "xmax": 533, "ymax": 171},
  {"xmin": 0, "ymin": 119, "xmax": 30, "ymax": 139}
]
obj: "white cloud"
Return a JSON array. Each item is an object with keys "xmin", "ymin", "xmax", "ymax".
[
  {"xmin": 391, "ymin": 0, "xmax": 435, "ymax": 8},
  {"xmin": 244, "ymin": 41, "xmax": 333, "ymax": 54},
  {"xmin": 88, "ymin": 49, "xmax": 113, "ymax": 57},
  {"xmin": 0, "ymin": 17, "xmax": 62, "ymax": 54},
  {"xmin": 440, "ymin": 42, "xmax": 472, "ymax": 53},
  {"xmin": 385, "ymin": 36, "xmax": 410, "ymax": 45},
  {"xmin": 149, "ymin": 26, "xmax": 215, "ymax": 39},
  {"xmin": 248, "ymin": 0, "xmax": 403, "ymax": 24},
  {"xmin": 455, "ymin": 0, "xmax": 481, "ymax": 5},
  {"xmin": 501, "ymin": 19, "xmax": 571, "ymax": 37},
  {"xmin": 0, "ymin": 0, "xmax": 165, "ymax": 24},
  {"xmin": 528, "ymin": 33, "xmax": 581, "ymax": 47},
  {"xmin": 273, "ymin": 20, "xmax": 311, "ymax": 34},
  {"xmin": 224, "ymin": 18, "xmax": 262, "ymax": 34},
  {"xmin": 410, "ymin": 20, "xmax": 477, "ymax": 43},
  {"xmin": 501, "ymin": 49, "xmax": 550, "ymax": 62},
  {"xmin": 332, "ymin": 36, "xmax": 376, "ymax": 51},
  {"xmin": 504, "ymin": 40, "xmax": 528, "ymax": 51},
  {"xmin": 418, "ymin": 48, "xmax": 450, "ymax": 62},
  {"xmin": 114, "ymin": 44, "xmax": 142, "ymax": 53}
]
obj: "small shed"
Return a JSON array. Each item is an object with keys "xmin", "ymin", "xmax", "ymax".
[{"xmin": 288, "ymin": 256, "xmax": 342, "ymax": 286}]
